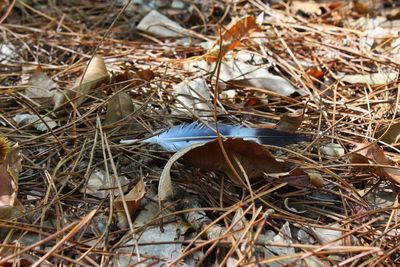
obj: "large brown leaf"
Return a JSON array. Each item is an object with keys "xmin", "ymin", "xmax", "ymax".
[
  {"xmin": 158, "ymin": 138, "xmax": 286, "ymax": 201},
  {"xmin": 181, "ymin": 138, "xmax": 285, "ymax": 184}
]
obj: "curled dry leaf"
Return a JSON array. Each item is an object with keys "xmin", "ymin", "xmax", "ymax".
[
  {"xmin": 349, "ymin": 143, "xmax": 400, "ymax": 190},
  {"xmin": 54, "ymin": 56, "xmax": 110, "ymax": 109},
  {"xmin": 114, "ymin": 178, "xmax": 146, "ymax": 228},
  {"xmin": 203, "ymin": 15, "xmax": 260, "ymax": 62},
  {"xmin": 159, "ymin": 138, "xmax": 286, "ymax": 201},
  {"xmin": 0, "ymin": 143, "xmax": 24, "ymax": 219},
  {"xmin": 159, "ymin": 142, "xmax": 204, "ymax": 201},
  {"xmin": 183, "ymin": 60, "xmax": 304, "ymax": 96}
]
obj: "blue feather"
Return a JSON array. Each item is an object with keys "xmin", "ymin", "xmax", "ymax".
[{"xmin": 143, "ymin": 122, "xmax": 308, "ymax": 151}]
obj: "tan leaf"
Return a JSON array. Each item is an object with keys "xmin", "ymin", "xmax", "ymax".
[
  {"xmin": 321, "ymin": 143, "xmax": 345, "ymax": 157},
  {"xmin": 183, "ymin": 60, "xmax": 304, "ymax": 96},
  {"xmin": 114, "ymin": 178, "xmax": 146, "ymax": 215},
  {"xmin": 159, "ymin": 143, "xmax": 205, "ymax": 201},
  {"xmin": 104, "ymin": 92, "xmax": 135, "ymax": 125},
  {"xmin": 172, "ymin": 78, "xmax": 212, "ymax": 117},
  {"xmin": 54, "ymin": 56, "xmax": 110, "ymax": 109},
  {"xmin": 114, "ymin": 178, "xmax": 146, "ymax": 228},
  {"xmin": 137, "ymin": 10, "xmax": 185, "ymax": 38},
  {"xmin": 307, "ymin": 172, "xmax": 324, "ymax": 188},
  {"xmin": 13, "ymin": 114, "xmax": 58, "ymax": 132}
]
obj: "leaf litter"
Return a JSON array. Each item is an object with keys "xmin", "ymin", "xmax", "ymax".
[{"xmin": 1, "ymin": 0, "xmax": 400, "ymax": 266}]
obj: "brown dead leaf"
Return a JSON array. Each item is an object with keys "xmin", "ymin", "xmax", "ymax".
[
  {"xmin": 158, "ymin": 138, "xmax": 287, "ymax": 200},
  {"xmin": 114, "ymin": 178, "xmax": 146, "ymax": 228},
  {"xmin": 104, "ymin": 92, "xmax": 135, "ymax": 125},
  {"xmin": 104, "ymin": 69, "xmax": 154, "ymax": 126},
  {"xmin": 54, "ymin": 56, "xmax": 110, "ymax": 109},
  {"xmin": 136, "ymin": 69, "xmax": 155, "ymax": 82},
  {"xmin": 115, "ymin": 69, "xmax": 154, "ymax": 87},
  {"xmin": 0, "ymin": 143, "xmax": 24, "ymax": 219},
  {"xmin": 204, "ymin": 16, "xmax": 260, "ymax": 62},
  {"xmin": 181, "ymin": 138, "xmax": 286, "ymax": 185},
  {"xmin": 115, "ymin": 178, "xmax": 146, "ymax": 214},
  {"xmin": 349, "ymin": 143, "xmax": 400, "ymax": 190}
]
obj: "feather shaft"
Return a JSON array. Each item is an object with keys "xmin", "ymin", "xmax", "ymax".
[{"xmin": 143, "ymin": 122, "xmax": 308, "ymax": 151}]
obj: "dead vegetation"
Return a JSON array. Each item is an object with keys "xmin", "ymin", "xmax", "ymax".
[{"xmin": 1, "ymin": 0, "xmax": 400, "ymax": 266}]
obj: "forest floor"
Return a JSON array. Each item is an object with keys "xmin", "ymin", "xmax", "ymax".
[{"xmin": 1, "ymin": 0, "xmax": 400, "ymax": 266}]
